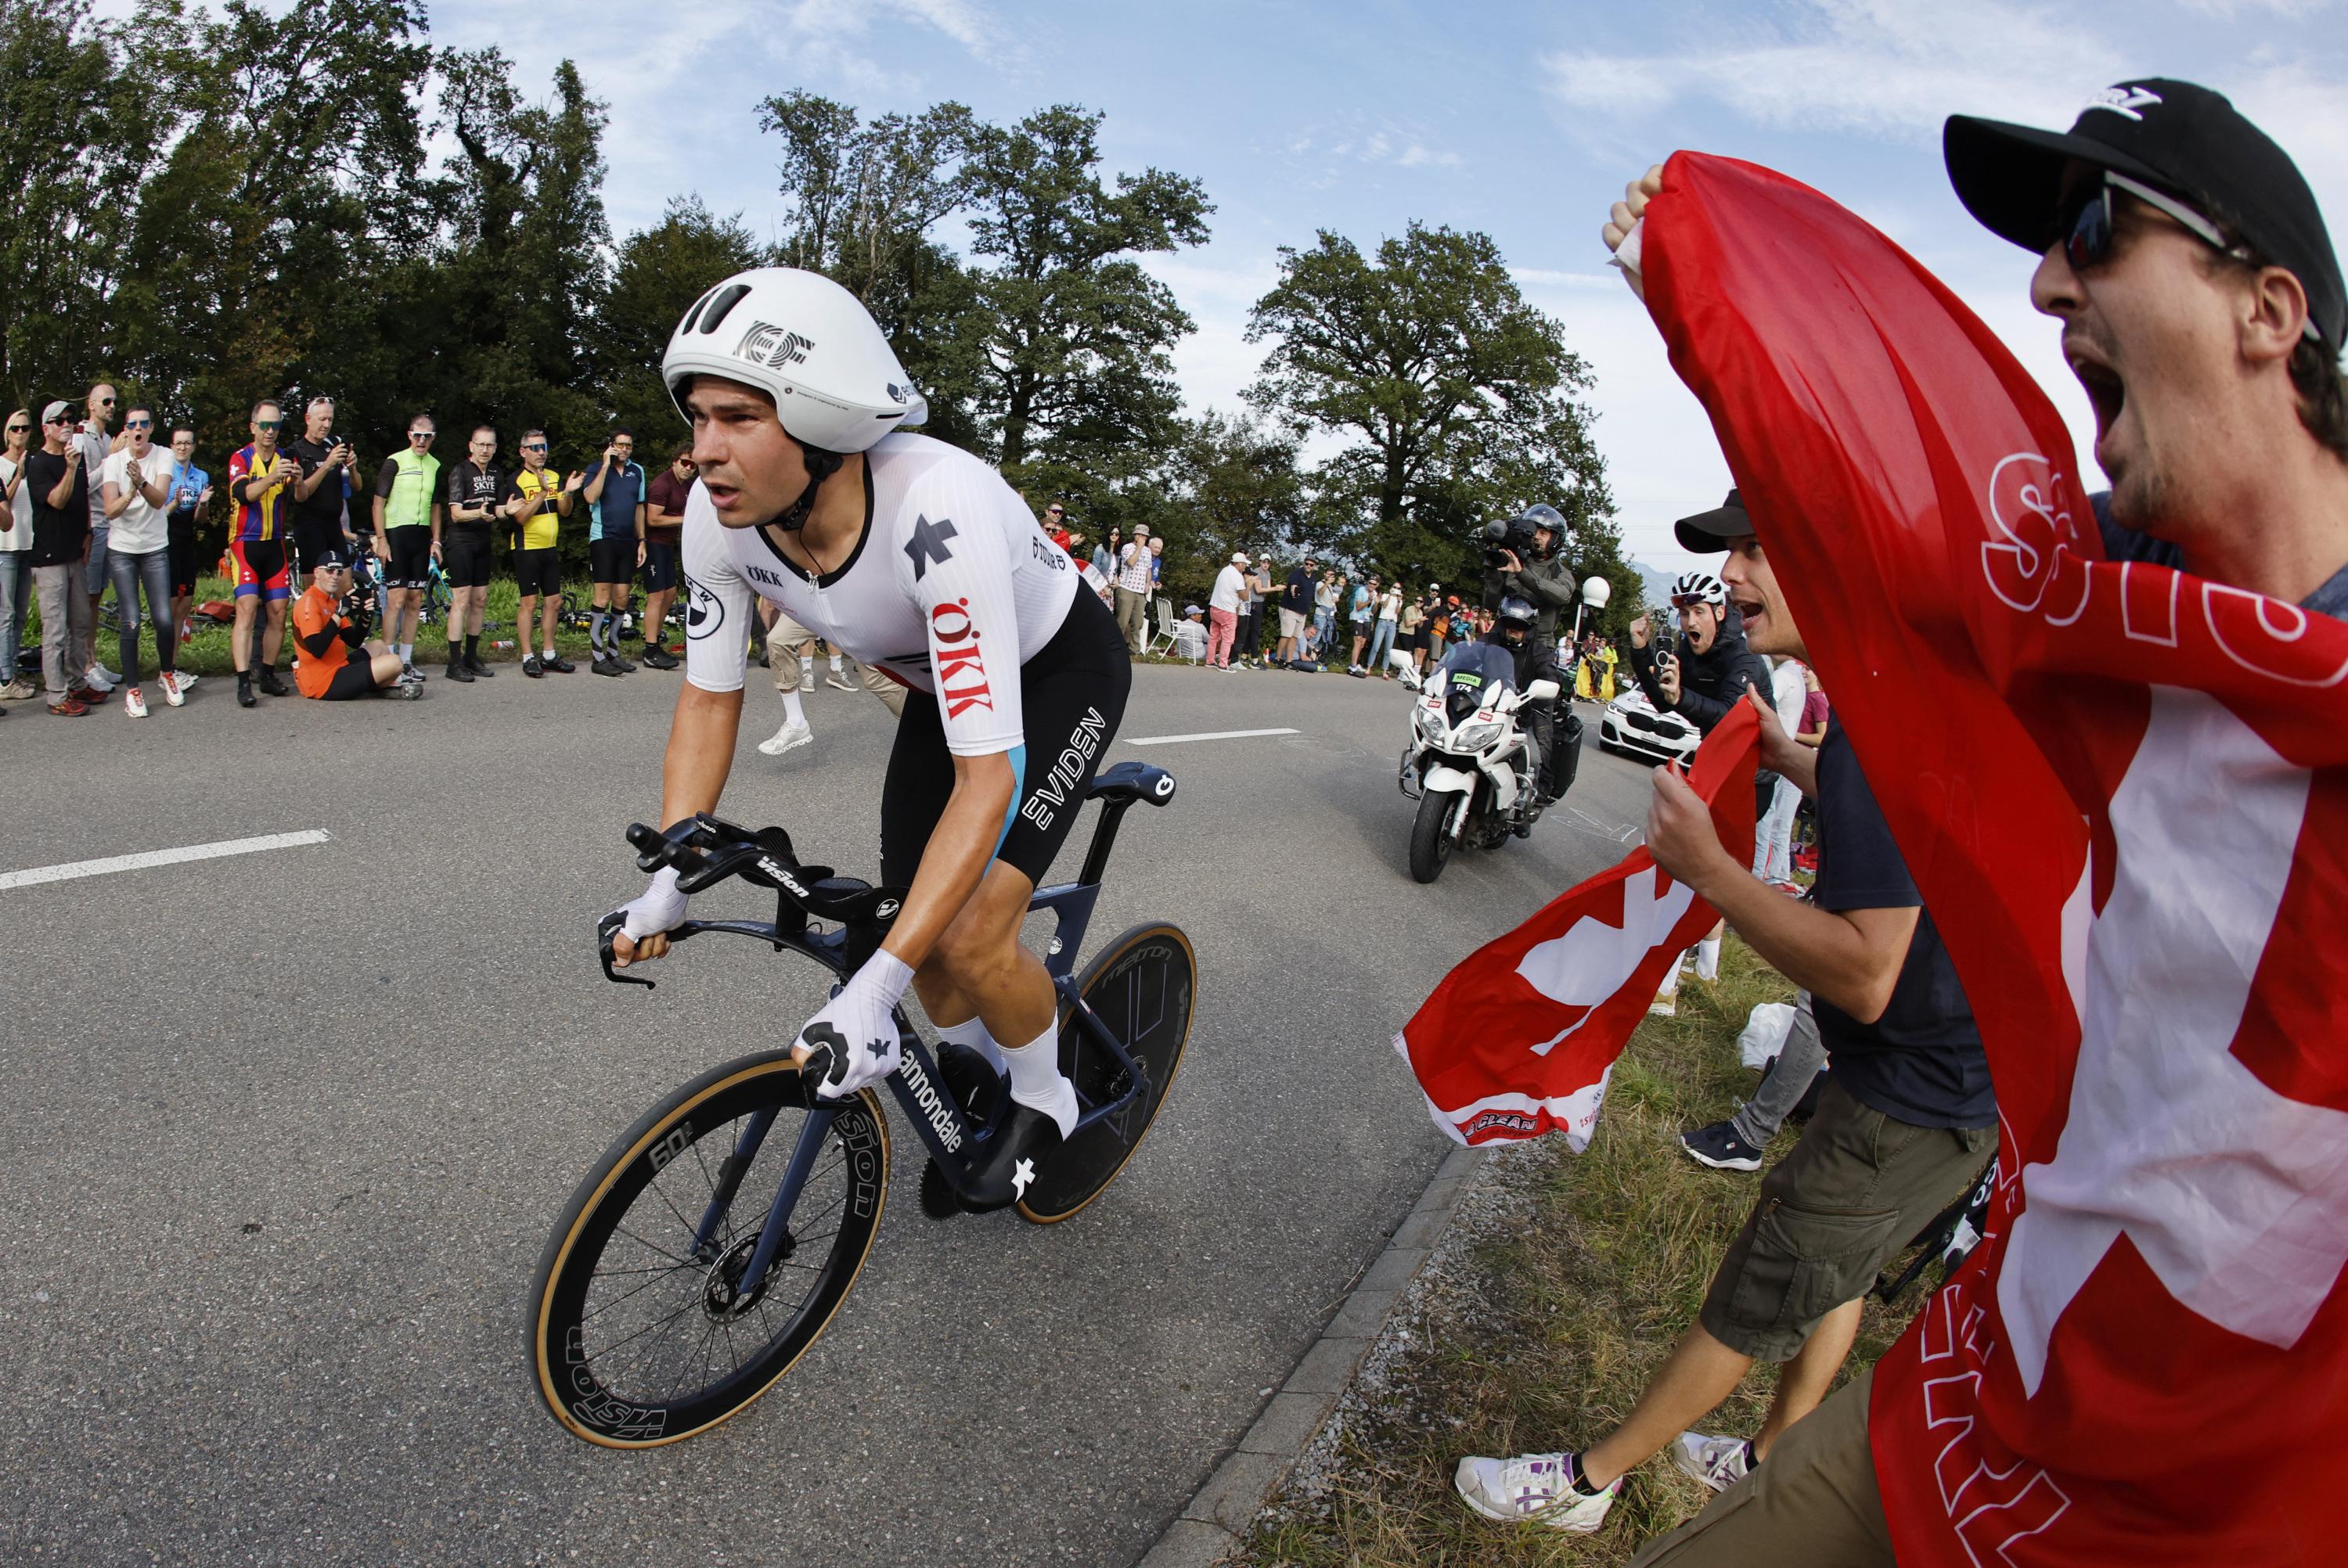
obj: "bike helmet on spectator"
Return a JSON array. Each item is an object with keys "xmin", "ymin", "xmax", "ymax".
[
  {"xmin": 1671, "ymin": 570, "xmax": 1727, "ymax": 607},
  {"xmin": 661, "ymin": 267, "xmax": 927, "ymax": 530}
]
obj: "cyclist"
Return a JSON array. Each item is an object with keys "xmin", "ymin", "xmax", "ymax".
[
  {"xmin": 510, "ymin": 430, "xmax": 574, "ymax": 677},
  {"xmin": 610, "ymin": 268, "xmax": 1131, "ymax": 1206},
  {"xmin": 226, "ymin": 400, "xmax": 299, "ymax": 707},
  {"xmin": 439, "ymin": 426, "xmax": 510, "ymax": 682}
]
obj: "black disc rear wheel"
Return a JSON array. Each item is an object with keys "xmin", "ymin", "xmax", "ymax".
[
  {"xmin": 1017, "ymin": 922, "xmax": 1197, "ymax": 1224},
  {"xmin": 528, "ymin": 1052, "xmax": 888, "ymax": 1447}
]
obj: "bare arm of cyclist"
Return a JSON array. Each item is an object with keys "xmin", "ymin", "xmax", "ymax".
[{"xmin": 611, "ymin": 682, "xmax": 744, "ymax": 966}]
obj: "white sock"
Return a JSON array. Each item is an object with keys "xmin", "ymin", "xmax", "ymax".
[
  {"xmin": 1657, "ymin": 953, "xmax": 1685, "ymax": 998},
  {"xmin": 828, "ymin": 654, "xmax": 843, "ymax": 673},
  {"xmin": 782, "ymin": 690, "xmax": 806, "ymax": 728},
  {"xmin": 998, "ymin": 1027, "xmax": 1077, "ymax": 1138},
  {"xmin": 935, "ymin": 1015, "xmax": 1006, "ymax": 1074},
  {"xmin": 1694, "ymin": 935, "xmax": 1722, "ymax": 982}
]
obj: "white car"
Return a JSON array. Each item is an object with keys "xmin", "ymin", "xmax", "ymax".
[{"xmin": 1597, "ymin": 685, "xmax": 1700, "ymax": 766}]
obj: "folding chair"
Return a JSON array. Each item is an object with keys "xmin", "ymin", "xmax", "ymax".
[{"xmin": 1147, "ymin": 595, "xmax": 1179, "ymax": 656}]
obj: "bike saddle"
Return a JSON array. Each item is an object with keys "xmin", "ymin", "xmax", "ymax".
[{"xmin": 1086, "ymin": 761, "xmax": 1177, "ymax": 807}]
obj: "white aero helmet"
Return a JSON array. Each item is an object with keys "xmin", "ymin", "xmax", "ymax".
[
  {"xmin": 1672, "ymin": 570, "xmax": 1727, "ymax": 607},
  {"xmin": 661, "ymin": 267, "xmax": 927, "ymax": 455}
]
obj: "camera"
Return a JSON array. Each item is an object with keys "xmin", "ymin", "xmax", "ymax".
[{"xmin": 1481, "ymin": 513, "xmax": 1543, "ymax": 572}]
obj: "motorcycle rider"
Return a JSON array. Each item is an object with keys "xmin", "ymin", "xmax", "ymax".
[
  {"xmin": 1482, "ymin": 503, "xmax": 1580, "ymax": 644},
  {"xmin": 1486, "ymin": 594, "xmax": 1579, "ymax": 811}
]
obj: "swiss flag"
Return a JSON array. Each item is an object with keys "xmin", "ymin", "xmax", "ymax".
[
  {"xmin": 1394, "ymin": 705, "xmax": 1759, "ymax": 1147},
  {"xmin": 1641, "ymin": 152, "xmax": 2348, "ymax": 1565}
]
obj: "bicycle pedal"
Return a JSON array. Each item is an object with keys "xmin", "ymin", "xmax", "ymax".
[{"xmin": 920, "ymin": 1158, "xmax": 963, "ymax": 1221}]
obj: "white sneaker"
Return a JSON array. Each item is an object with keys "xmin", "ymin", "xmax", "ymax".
[
  {"xmin": 174, "ymin": 671, "xmax": 199, "ymax": 691},
  {"xmin": 157, "ymin": 671, "xmax": 185, "ymax": 708},
  {"xmin": 1453, "ymin": 1452, "xmax": 1619, "ymax": 1532},
  {"xmin": 824, "ymin": 672, "xmax": 854, "ymax": 691},
  {"xmin": 758, "ymin": 719, "xmax": 814, "ymax": 757},
  {"xmin": 83, "ymin": 664, "xmax": 117, "ymax": 693},
  {"xmin": 1673, "ymin": 1432, "xmax": 1754, "ymax": 1494},
  {"xmin": 92, "ymin": 660, "xmax": 121, "ymax": 686},
  {"xmin": 123, "ymin": 685, "xmax": 148, "ymax": 717},
  {"xmin": 799, "ymin": 671, "xmax": 815, "ymax": 693}
]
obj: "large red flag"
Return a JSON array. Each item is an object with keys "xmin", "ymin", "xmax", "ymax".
[
  {"xmin": 1394, "ymin": 705, "xmax": 1758, "ymax": 1147},
  {"xmin": 1641, "ymin": 152, "xmax": 2348, "ymax": 1566}
]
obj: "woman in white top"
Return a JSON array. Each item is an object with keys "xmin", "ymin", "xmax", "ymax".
[
  {"xmin": 98, "ymin": 407, "xmax": 185, "ymax": 714},
  {"xmin": 0, "ymin": 408, "xmax": 34, "ymax": 697},
  {"xmin": 1367, "ymin": 583, "xmax": 1403, "ymax": 678}
]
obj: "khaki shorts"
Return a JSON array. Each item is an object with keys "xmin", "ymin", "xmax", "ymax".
[
  {"xmin": 765, "ymin": 607, "xmax": 815, "ymax": 690},
  {"xmin": 1698, "ymin": 1077, "xmax": 1991, "ymax": 1363},
  {"xmin": 1627, "ymin": 1367, "xmax": 1891, "ymax": 1567},
  {"xmin": 1279, "ymin": 607, "xmax": 1305, "ymax": 639}
]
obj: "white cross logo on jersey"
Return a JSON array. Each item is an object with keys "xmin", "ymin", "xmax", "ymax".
[
  {"xmin": 2000, "ymin": 688, "xmax": 2348, "ymax": 1394},
  {"xmin": 1514, "ymin": 863, "xmax": 1697, "ymax": 1056}
]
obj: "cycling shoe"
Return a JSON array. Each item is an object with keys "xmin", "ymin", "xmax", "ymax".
[
  {"xmin": 955, "ymin": 1101, "xmax": 1068, "ymax": 1214},
  {"xmin": 935, "ymin": 1038, "xmax": 1005, "ymax": 1122}
]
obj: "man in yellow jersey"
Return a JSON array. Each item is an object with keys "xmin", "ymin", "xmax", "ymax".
[{"xmin": 510, "ymin": 429, "xmax": 574, "ymax": 677}]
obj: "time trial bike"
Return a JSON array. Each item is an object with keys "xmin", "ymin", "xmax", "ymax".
[{"xmin": 527, "ymin": 761, "xmax": 1194, "ymax": 1447}]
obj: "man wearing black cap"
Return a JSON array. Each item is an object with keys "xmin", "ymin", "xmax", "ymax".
[
  {"xmin": 1276, "ymin": 553, "xmax": 1316, "ymax": 666},
  {"xmin": 292, "ymin": 552, "xmax": 420, "ymax": 701},
  {"xmin": 1943, "ymin": 77, "xmax": 2348, "ymax": 611},
  {"xmin": 1579, "ymin": 75, "xmax": 2348, "ymax": 1567}
]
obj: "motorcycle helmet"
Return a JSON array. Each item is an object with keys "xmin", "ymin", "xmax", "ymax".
[
  {"xmin": 1516, "ymin": 503, "xmax": 1568, "ymax": 560},
  {"xmin": 1496, "ymin": 595, "xmax": 1537, "ymax": 635},
  {"xmin": 1671, "ymin": 570, "xmax": 1727, "ymax": 607}
]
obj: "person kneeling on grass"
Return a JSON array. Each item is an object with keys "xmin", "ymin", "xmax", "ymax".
[{"xmin": 294, "ymin": 553, "xmax": 420, "ymax": 702}]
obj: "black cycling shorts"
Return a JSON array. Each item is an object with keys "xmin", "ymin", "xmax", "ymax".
[
  {"xmin": 292, "ymin": 520, "xmax": 345, "ymax": 581},
  {"xmin": 167, "ymin": 510, "xmax": 200, "ymax": 598},
  {"xmin": 590, "ymin": 536, "xmax": 636, "ymax": 586},
  {"xmin": 513, "ymin": 547, "xmax": 561, "ymax": 598},
  {"xmin": 384, "ymin": 525, "xmax": 433, "ymax": 590},
  {"xmin": 641, "ymin": 538, "xmax": 679, "ymax": 593},
  {"xmin": 321, "ymin": 660, "xmax": 378, "ymax": 701},
  {"xmin": 443, "ymin": 527, "xmax": 492, "ymax": 589},
  {"xmin": 879, "ymin": 588, "xmax": 1131, "ymax": 890}
]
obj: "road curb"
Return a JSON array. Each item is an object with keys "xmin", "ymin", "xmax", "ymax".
[{"xmin": 1135, "ymin": 1142, "xmax": 1489, "ymax": 1568}]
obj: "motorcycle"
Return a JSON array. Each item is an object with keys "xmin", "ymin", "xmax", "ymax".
[{"xmin": 1398, "ymin": 645, "xmax": 1563, "ymax": 883}]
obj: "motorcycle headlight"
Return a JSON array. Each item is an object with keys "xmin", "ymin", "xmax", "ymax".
[
  {"xmin": 1453, "ymin": 721, "xmax": 1501, "ymax": 751},
  {"xmin": 1415, "ymin": 706, "xmax": 1445, "ymax": 739}
]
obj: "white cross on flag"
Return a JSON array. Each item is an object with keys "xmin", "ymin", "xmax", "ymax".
[
  {"xmin": 1392, "ymin": 705, "xmax": 1758, "ymax": 1149},
  {"xmin": 1641, "ymin": 152, "xmax": 2348, "ymax": 1565}
]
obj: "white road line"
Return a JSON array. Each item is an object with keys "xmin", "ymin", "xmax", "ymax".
[
  {"xmin": 0, "ymin": 829, "xmax": 333, "ymax": 891},
  {"xmin": 1124, "ymin": 727, "xmax": 1302, "ymax": 747}
]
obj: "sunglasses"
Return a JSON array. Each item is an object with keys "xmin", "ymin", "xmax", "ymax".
[
  {"xmin": 1046, "ymin": 507, "xmax": 1063, "ymax": 516},
  {"xmin": 2059, "ymin": 171, "xmax": 2256, "ymax": 275},
  {"xmin": 254, "ymin": 419, "xmax": 281, "ymax": 430},
  {"xmin": 98, "ymin": 397, "xmax": 116, "ymax": 407},
  {"xmin": 5, "ymin": 425, "xmax": 27, "ymax": 434},
  {"xmin": 410, "ymin": 430, "xmax": 435, "ymax": 441},
  {"xmin": 126, "ymin": 419, "xmax": 152, "ymax": 430},
  {"xmin": 1669, "ymin": 595, "xmax": 1710, "ymax": 609},
  {"xmin": 522, "ymin": 443, "xmax": 547, "ymax": 451}
]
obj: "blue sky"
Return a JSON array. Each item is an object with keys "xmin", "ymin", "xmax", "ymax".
[{"xmin": 443, "ymin": 0, "xmax": 2348, "ymax": 573}]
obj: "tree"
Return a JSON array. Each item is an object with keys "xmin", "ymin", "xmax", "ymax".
[
  {"xmin": 0, "ymin": 0, "xmax": 177, "ymax": 413},
  {"xmin": 758, "ymin": 92, "xmax": 984, "ymax": 448},
  {"xmin": 1244, "ymin": 222, "xmax": 1620, "ymax": 595},
  {"xmin": 960, "ymin": 106, "xmax": 1212, "ymax": 476},
  {"xmin": 601, "ymin": 196, "xmax": 768, "ymax": 446}
]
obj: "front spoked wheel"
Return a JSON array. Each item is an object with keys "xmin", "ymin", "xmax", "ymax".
[
  {"xmin": 1019, "ymin": 922, "xmax": 1197, "ymax": 1224},
  {"xmin": 529, "ymin": 1052, "xmax": 889, "ymax": 1447}
]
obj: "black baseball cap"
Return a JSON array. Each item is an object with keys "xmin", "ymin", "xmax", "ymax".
[
  {"xmin": 315, "ymin": 549, "xmax": 348, "ymax": 570},
  {"xmin": 1674, "ymin": 489, "xmax": 1750, "ymax": 552},
  {"xmin": 1945, "ymin": 79, "xmax": 2344, "ymax": 350}
]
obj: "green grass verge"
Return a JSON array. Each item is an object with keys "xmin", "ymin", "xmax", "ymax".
[
  {"xmin": 36, "ymin": 574, "xmax": 646, "ymax": 679},
  {"xmin": 1242, "ymin": 940, "xmax": 1911, "ymax": 1566}
]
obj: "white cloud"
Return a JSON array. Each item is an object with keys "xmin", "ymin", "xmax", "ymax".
[
  {"xmin": 1395, "ymin": 143, "xmax": 1464, "ymax": 168},
  {"xmin": 1543, "ymin": 0, "xmax": 2124, "ymax": 142}
]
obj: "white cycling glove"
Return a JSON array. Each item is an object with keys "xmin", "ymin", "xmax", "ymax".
[
  {"xmin": 794, "ymin": 950, "xmax": 916, "ymax": 1100},
  {"xmin": 615, "ymin": 865, "xmax": 688, "ymax": 943}
]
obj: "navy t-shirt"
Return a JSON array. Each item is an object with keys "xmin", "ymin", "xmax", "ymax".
[
  {"xmin": 1283, "ymin": 566, "xmax": 1313, "ymax": 615},
  {"xmin": 1809, "ymin": 717, "xmax": 1996, "ymax": 1129},
  {"xmin": 2093, "ymin": 491, "xmax": 2348, "ymax": 620}
]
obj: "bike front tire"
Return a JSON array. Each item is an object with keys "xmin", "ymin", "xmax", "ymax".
[
  {"xmin": 1017, "ymin": 922, "xmax": 1197, "ymax": 1225},
  {"xmin": 528, "ymin": 1052, "xmax": 889, "ymax": 1448}
]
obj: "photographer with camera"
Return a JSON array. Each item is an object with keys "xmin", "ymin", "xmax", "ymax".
[
  {"xmin": 288, "ymin": 396, "xmax": 359, "ymax": 581},
  {"xmin": 1480, "ymin": 503, "xmax": 1581, "ymax": 636},
  {"xmin": 292, "ymin": 551, "xmax": 420, "ymax": 701}
]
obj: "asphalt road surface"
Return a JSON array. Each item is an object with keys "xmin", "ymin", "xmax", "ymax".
[{"xmin": 2, "ymin": 654, "xmax": 1658, "ymax": 1567}]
